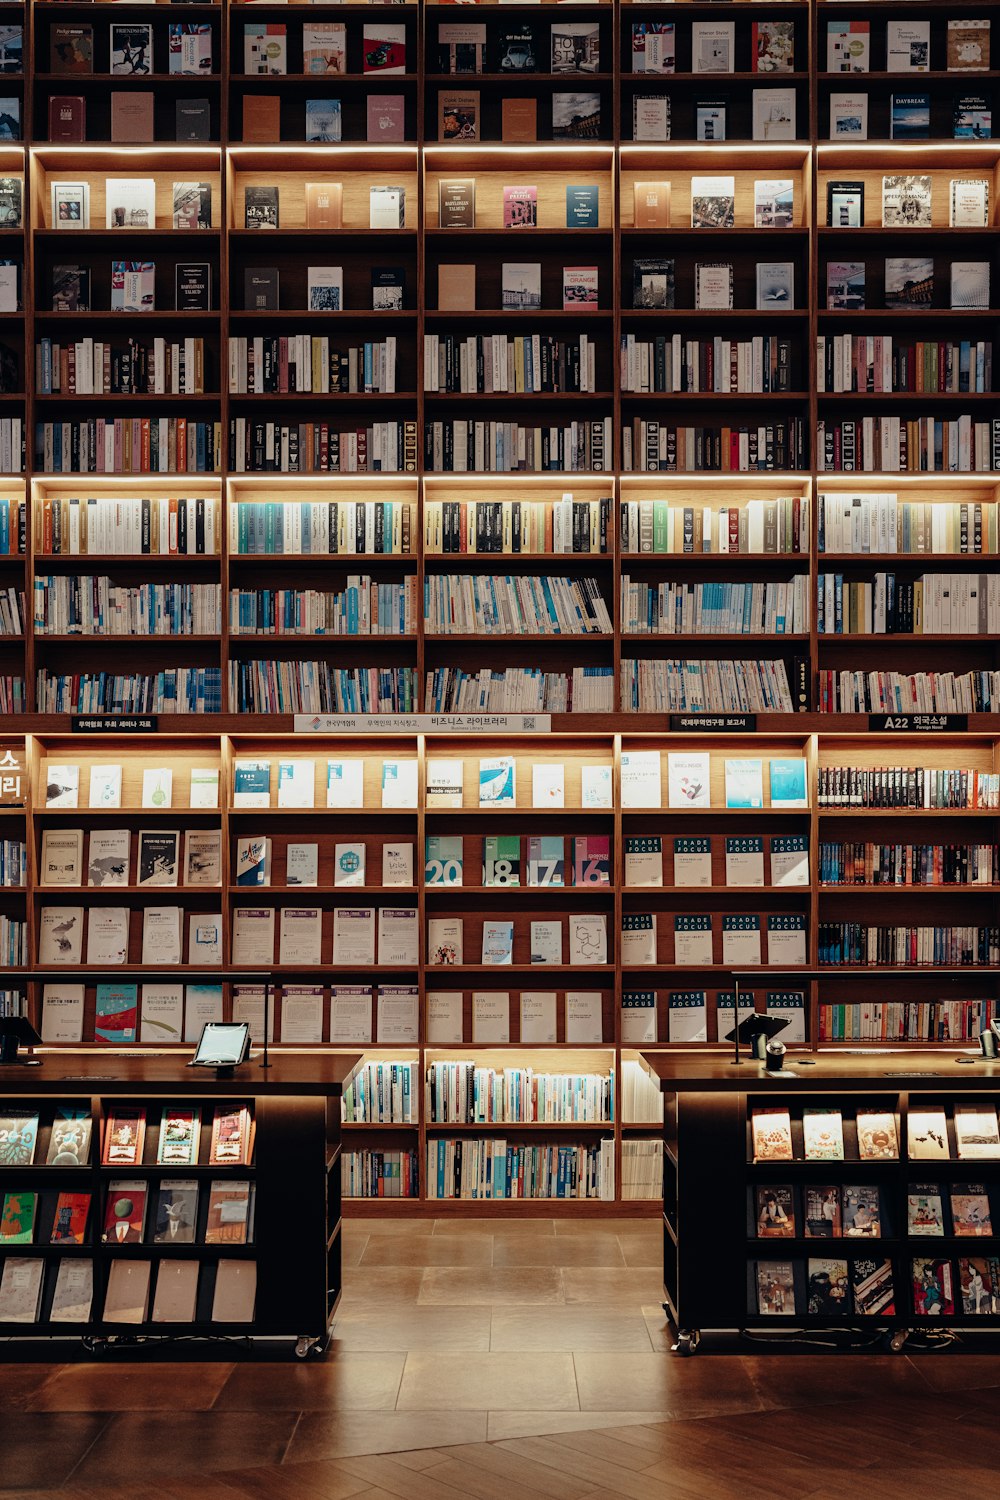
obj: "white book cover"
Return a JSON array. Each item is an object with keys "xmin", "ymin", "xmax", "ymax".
[
  {"xmin": 334, "ymin": 843, "xmax": 366, "ymax": 887},
  {"xmin": 532, "ymin": 764, "xmax": 565, "ymax": 808},
  {"xmin": 382, "ymin": 843, "xmax": 414, "ymax": 886},
  {"xmin": 950, "ymin": 178, "xmax": 989, "ymax": 228},
  {"xmin": 105, "ymin": 177, "xmax": 156, "ymax": 229},
  {"xmin": 954, "ymin": 1105, "xmax": 1000, "ymax": 1159},
  {"xmin": 378, "ymin": 908, "xmax": 418, "ymax": 965},
  {"xmin": 725, "ymin": 837, "xmax": 765, "ymax": 886},
  {"xmin": 581, "ymin": 765, "xmax": 613, "ymax": 808},
  {"xmin": 766, "ymin": 993, "xmax": 806, "ymax": 1043},
  {"xmin": 326, "ymin": 760, "xmax": 364, "ymax": 808},
  {"xmin": 184, "ymin": 830, "xmax": 222, "ymax": 887},
  {"xmin": 672, "ymin": 838, "xmax": 712, "ymax": 887},
  {"xmin": 40, "ymin": 829, "xmax": 83, "ymax": 887},
  {"xmin": 279, "ymin": 907, "xmax": 322, "ymax": 965},
  {"xmin": 287, "ymin": 844, "xmax": 319, "ymax": 887},
  {"xmin": 886, "ymin": 20, "xmax": 930, "ymax": 71},
  {"xmin": 771, "ymin": 837, "xmax": 809, "ymax": 887},
  {"xmin": 189, "ymin": 767, "xmax": 220, "ymax": 809},
  {"xmin": 45, "ymin": 764, "xmax": 79, "ymax": 808},
  {"xmin": 232, "ymin": 985, "xmax": 274, "ymax": 1043},
  {"xmin": 482, "ymin": 920, "xmax": 514, "ymax": 965},
  {"xmin": 89, "ymin": 765, "xmax": 122, "ymax": 809},
  {"xmin": 622, "ymin": 993, "xmax": 657, "ymax": 1044},
  {"xmin": 233, "ymin": 760, "xmax": 271, "ymax": 808},
  {"xmin": 766, "ymin": 916, "xmax": 807, "ymax": 967},
  {"xmin": 426, "ymin": 758, "xmax": 464, "ymax": 807},
  {"xmin": 370, "ymin": 185, "xmax": 405, "ymax": 230},
  {"xmin": 752, "ymin": 87, "xmax": 796, "ymax": 140},
  {"xmin": 139, "ymin": 983, "xmax": 184, "ymax": 1044},
  {"xmin": 620, "ymin": 750, "xmax": 661, "ymax": 807},
  {"xmin": 333, "ymin": 906, "xmax": 375, "ymax": 964},
  {"xmin": 621, "ymin": 914, "xmax": 656, "ymax": 965},
  {"xmin": 141, "ymin": 768, "xmax": 173, "ymax": 809},
  {"xmin": 520, "ymin": 991, "xmax": 557, "ymax": 1044},
  {"xmin": 530, "ymin": 919, "xmax": 563, "ymax": 965},
  {"xmin": 426, "ymin": 990, "xmax": 464, "ymax": 1044},
  {"xmin": 472, "ymin": 991, "xmax": 510, "ymax": 1043},
  {"xmin": 39, "ymin": 906, "xmax": 84, "ymax": 966},
  {"xmin": 569, "ymin": 913, "xmax": 607, "ymax": 965},
  {"xmin": 188, "ymin": 913, "xmax": 222, "ymax": 966},
  {"xmin": 330, "ymin": 987, "xmax": 373, "ymax": 1043},
  {"xmin": 667, "ymin": 753, "xmax": 711, "ymax": 808},
  {"xmin": 40, "ymin": 982, "xmax": 85, "ymax": 1043},
  {"xmin": 50, "ymin": 1260, "xmax": 93, "ymax": 1323},
  {"xmin": 829, "ymin": 92, "xmax": 868, "ymax": 139},
  {"xmin": 908, "ymin": 1108, "xmax": 950, "ymax": 1159},
  {"xmin": 0, "ymin": 1259, "xmax": 45, "ymax": 1323},
  {"xmin": 668, "ymin": 991, "xmax": 708, "ymax": 1043},
  {"xmin": 231, "ymin": 907, "xmax": 275, "ymax": 965},
  {"xmin": 624, "ymin": 838, "xmax": 663, "ymax": 887},
  {"xmin": 725, "ymin": 758, "xmax": 764, "ymax": 808},
  {"xmin": 276, "ymin": 761, "xmax": 315, "ymax": 808},
  {"xmin": 381, "ymin": 760, "xmax": 417, "ymax": 808},
  {"xmin": 674, "ymin": 915, "xmax": 713, "ymax": 966},
  {"xmin": 183, "ymin": 984, "xmax": 223, "ymax": 1042},
  {"xmin": 86, "ymin": 906, "xmax": 129, "ymax": 965},
  {"xmin": 280, "ymin": 986, "xmax": 324, "ymax": 1044},
  {"xmin": 565, "ymin": 990, "xmax": 603, "ymax": 1043},
  {"xmin": 141, "ymin": 906, "xmax": 182, "ymax": 966},
  {"xmin": 376, "ymin": 985, "xmax": 419, "ymax": 1044},
  {"xmin": 721, "ymin": 916, "xmax": 762, "ymax": 966},
  {"xmin": 691, "ymin": 20, "xmax": 734, "ymax": 71},
  {"xmin": 427, "ymin": 916, "xmax": 463, "ymax": 965}
]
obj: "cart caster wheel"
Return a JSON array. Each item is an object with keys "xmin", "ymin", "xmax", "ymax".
[
  {"xmin": 672, "ymin": 1329, "xmax": 700, "ymax": 1357},
  {"xmin": 294, "ymin": 1336, "xmax": 314, "ymax": 1359},
  {"xmin": 890, "ymin": 1330, "xmax": 909, "ymax": 1353},
  {"xmin": 81, "ymin": 1336, "xmax": 105, "ymax": 1358}
]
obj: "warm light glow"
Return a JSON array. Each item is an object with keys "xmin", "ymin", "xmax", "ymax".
[
  {"xmin": 32, "ymin": 146, "xmax": 221, "ymax": 159},
  {"xmin": 425, "ymin": 145, "xmax": 614, "ymax": 159},
  {"xmin": 227, "ymin": 145, "xmax": 418, "ymax": 159}
]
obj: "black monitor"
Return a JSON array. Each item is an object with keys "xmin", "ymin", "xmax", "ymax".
[
  {"xmin": 187, "ymin": 1022, "xmax": 251, "ymax": 1073},
  {"xmin": 725, "ymin": 1013, "xmax": 791, "ymax": 1057},
  {"xmin": 0, "ymin": 1016, "xmax": 42, "ymax": 1066}
]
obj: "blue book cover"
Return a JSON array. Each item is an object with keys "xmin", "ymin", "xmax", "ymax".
[
  {"xmin": 306, "ymin": 99, "xmax": 342, "ymax": 142},
  {"xmin": 425, "ymin": 835, "xmax": 463, "ymax": 886},
  {"xmin": 891, "ymin": 93, "xmax": 930, "ymax": 140},
  {"xmin": 769, "ymin": 758, "xmax": 808, "ymax": 807}
]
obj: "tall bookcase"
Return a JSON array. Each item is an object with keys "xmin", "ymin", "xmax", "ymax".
[{"xmin": 0, "ymin": 0, "xmax": 997, "ymax": 1214}]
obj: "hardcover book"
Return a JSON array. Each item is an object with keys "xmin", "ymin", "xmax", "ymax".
[{"xmin": 756, "ymin": 1185, "xmax": 794, "ymax": 1237}]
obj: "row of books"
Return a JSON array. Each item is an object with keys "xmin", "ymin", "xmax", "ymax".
[
  {"xmin": 44, "ymin": 94, "xmax": 214, "ymax": 148},
  {"xmin": 620, "ymin": 657, "xmax": 797, "ymax": 714},
  {"xmin": 626, "ymin": 991, "xmax": 803, "ymax": 1045},
  {"xmin": 622, "ymin": 1139, "xmax": 661, "ymax": 1201},
  {"xmin": 621, "ymin": 335, "xmax": 795, "ymax": 396},
  {"xmin": 422, "ymin": 574, "xmax": 612, "ymax": 637},
  {"xmin": 817, "ymin": 767, "xmax": 1000, "ymax": 810},
  {"xmin": 817, "ymin": 668, "xmax": 1000, "ymax": 715},
  {"xmin": 620, "ymin": 498, "xmax": 809, "ymax": 557},
  {"xmin": 35, "ymin": 419, "xmax": 221, "ymax": 476},
  {"xmin": 35, "ymin": 337, "xmax": 207, "ymax": 398},
  {"xmin": 227, "ymin": 336, "xmax": 397, "ymax": 396},
  {"xmin": 818, "ymin": 843, "xmax": 1000, "ymax": 888},
  {"xmin": 817, "ymin": 922, "xmax": 1000, "ymax": 967},
  {"xmin": 815, "ymin": 574, "xmax": 1000, "ymax": 637},
  {"xmin": 0, "ymin": 840, "xmax": 25, "ymax": 889},
  {"xmin": 39, "ymin": 496, "xmax": 220, "ymax": 557},
  {"xmin": 0, "ymin": 915, "xmax": 24, "ymax": 964},
  {"xmin": 818, "ymin": 1000, "xmax": 1000, "ymax": 1043},
  {"xmin": 424, "ymin": 497, "xmax": 611, "ymax": 556},
  {"xmin": 621, "ymin": 577, "xmax": 809, "ymax": 636},
  {"xmin": 228, "ymin": 660, "xmax": 415, "ymax": 714},
  {"xmin": 424, "ymin": 418, "xmax": 613, "ymax": 475},
  {"xmin": 342, "ymin": 1149, "xmax": 418, "ymax": 1199},
  {"xmin": 0, "ymin": 420, "xmax": 24, "ymax": 475},
  {"xmin": 816, "ymin": 336, "xmax": 992, "ymax": 396},
  {"xmin": 43, "ymin": 762, "xmax": 218, "ymax": 811},
  {"xmin": 620, "ymin": 913, "xmax": 807, "ymax": 968},
  {"xmin": 754, "ymin": 1257, "xmax": 963, "ymax": 1320},
  {"xmin": 229, "ymin": 579, "xmax": 417, "ymax": 638},
  {"xmin": 826, "ymin": 258, "xmax": 988, "ymax": 312},
  {"xmin": 42, "ymin": 826, "xmax": 220, "ymax": 890},
  {"xmin": 229, "ymin": 499, "xmax": 412, "ymax": 557},
  {"xmin": 0, "ymin": 1103, "xmax": 251, "ymax": 1168},
  {"xmin": 753, "ymin": 1103, "xmax": 1000, "ymax": 1164},
  {"xmin": 35, "ymin": 906, "xmax": 220, "ymax": 972},
  {"xmin": 45, "ymin": 20, "xmax": 214, "ymax": 75},
  {"xmin": 425, "ymin": 1064, "xmax": 613, "ymax": 1124},
  {"xmin": 818, "ymin": 495, "xmax": 998, "ymax": 556},
  {"xmin": 33, "ymin": 578, "xmax": 221, "ymax": 637},
  {"xmin": 36, "ymin": 668, "xmax": 222, "ymax": 714},
  {"xmin": 228, "ymin": 418, "xmax": 416, "ymax": 474},
  {"xmin": 0, "ymin": 1255, "xmax": 255, "ymax": 1327},
  {"xmin": 816, "ymin": 415, "xmax": 1000, "ymax": 474},
  {"xmin": 625, "ymin": 835, "xmax": 809, "ymax": 889},
  {"xmin": 343, "ymin": 1060, "xmax": 414, "ymax": 1124},
  {"xmin": 621, "ymin": 419, "xmax": 808, "ymax": 474},
  {"xmin": 423, "ymin": 333, "xmax": 598, "ymax": 397},
  {"xmin": 0, "ymin": 679, "xmax": 24, "ymax": 713},
  {"xmin": 425, "ymin": 666, "xmax": 613, "ymax": 714},
  {"xmin": 0, "ymin": 587, "xmax": 22, "ymax": 635},
  {"xmin": 426, "ymin": 834, "xmax": 610, "ymax": 889},
  {"xmin": 48, "ymin": 178, "xmax": 212, "ymax": 232},
  {"xmin": 0, "ymin": 1179, "xmax": 252, "ymax": 1248},
  {"xmin": 425, "ymin": 1137, "xmax": 615, "ymax": 1200}
]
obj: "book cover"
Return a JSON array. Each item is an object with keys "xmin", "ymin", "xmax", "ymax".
[
  {"xmin": 672, "ymin": 836, "xmax": 711, "ymax": 887},
  {"xmin": 501, "ymin": 262, "xmax": 541, "ymax": 311},
  {"xmin": 482, "ymin": 920, "xmax": 514, "ymax": 965},
  {"xmin": 157, "ymin": 1106, "xmax": 199, "ymax": 1167},
  {"xmin": 95, "ymin": 983, "xmax": 138, "ymax": 1045},
  {"xmin": 725, "ymin": 758, "xmax": 763, "ymax": 809},
  {"xmin": 303, "ymin": 22, "xmax": 346, "ymax": 74},
  {"xmin": 667, "ymin": 990, "xmax": 707, "ymax": 1042},
  {"xmin": 691, "ymin": 176, "xmax": 735, "ymax": 230},
  {"xmin": 851, "ymin": 1258, "xmax": 895, "ymax": 1316},
  {"xmin": 754, "ymin": 180, "xmax": 794, "ymax": 230},
  {"xmin": 530, "ymin": 919, "xmax": 563, "ymax": 965},
  {"xmin": 667, "ymin": 752, "xmax": 710, "ymax": 808},
  {"xmin": 205, "ymin": 1181, "xmax": 251, "ymax": 1245},
  {"xmin": 526, "ymin": 836, "xmax": 563, "ymax": 887},
  {"xmin": 47, "ymin": 1109, "xmax": 91, "ymax": 1167},
  {"xmin": 947, "ymin": 18, "xmax": 989, "ymax": 71},
  {"xmin": 674, "ymin": 913, "xmax": 713, "ymax": 966},
  {"xmin": 52, "ymin": 25, "xmax": 93, "ymax": 73},
  {"xmin": 0, "ymin": 1192, "xmax": 34, "ymax": 1244},
  {"xmin": 566, "ymin": 184, "xmax": 599, "ymax": 228},
  {"xmin": 621, "ymin": 912, "xmax": 655, "ymax": 965},
  {"xmin": 891, "ymin": 93, "xmax": 930, "ymax": 139},
  {"xmin": 551, "ymin": 22, "xmax": 599, "ymax": 73},
  {"xmin": 632, "ymin": 258, "xmax": 675, "ymax": 310},
  {"xmin": 520, "ymin": 991, "xmax": 557, "ymax": 1045},
  {"xmin": 503, "ymin": 185, "xmax": 537, "ymax": 230},
  {"xmin": 633, "ymin": 181, "xmax": 670, "ymax": 229},
  {"xmin": 753, "ymin": 19, "xmax": 794, "ymax": 73},
  {"xmin": 501, "ymin": 97, "xmax": 537, "ymax": 143},
  {"xmin": 632, "ymin": 22, "xmax": 675, "ymax": 74},
  {"xmin": 621, "ymin": 990, "xmax": 657, "ymax": 1044},
  {"xmin": 245, "ymin": 185, "xmax": 279, "ymax": 230},
  {"xmin": 829, "ymin": 93, "xmax": 868, "ymax": 139},
  {"xmin": 907, "ymin": 1185, "xmax": 944, "ymax": 1235},
  {"xmin": 484, "ymin": 835, "xmax": 521, "ymax": 886},
  {"xmin": 552, "ymin": 92, "xmax": 600, "ymax": 139},
  {"xmin": 363, "ymin": 23, "xmax": 406, "ymax": 74},
  {"xmin": 725, "ymin": 837, "xmax": 764, "ymax": 887},
  {"xmin": 439, "ymin": 89, "xmax": 478, "ymax": 143},
  {"xmin": 885, "ymin": 256, "xmax": 933, "ymax": 308},
  {"xmin": 50, "ymin": 1192, "xmax": 90, "ymax": 1245},
  {"xmin": 807, "ymin": 1258, "xmax": 849, "ymax": 1314},
  {"xmin": 827, "ymin": 20, "xmax": 869, "ymax": 72},
  {"xmin": 366, "ymin": 95, "xmax": 403, "ymax": 143},
  {"xmin": 569, "ymin": 913, "xmax": 607, "ymax": 965},
  {"xmin": 137, "ymin": 830, "xmax": 179, "ymax": 887},
  {"xmin": 954, "ymin": 1105, "xmax": 1000, "ymax": 1160},
  {"xmin": 244, "ymin": 22, "xmax": 286, "ymax": 74},
  {"xmin": 50, "ymin": 1261, "xmax": 93, "ymax": 1323},
  {"xmin": 908, "ymin": 1108, "xmax": 950, "ymax": 1159},
  {"xmin": 572, "ymin": 835, "xmax": 609, "ymax": 885},
  {"xmin": 751, "ymin": 1107, "xmax": 793, "ymax": 1161},
  {"xmin": 882, "ymin": 173, "xmax": 932, "ymax": 228},
  {"xmin": 756, "ymin": 1185, "xmax": 794, "ymax": 1237},
  {"xmin": 803, "ymin": 1108, "xmax": 845, "ymax": 1161},
  {"xmin": 951, "ymin": 1186, "xmax": 993, "ymax": 1235},
  {"xmin": 912, "ymin": 1258, "xmax": 954, "ymax": 1315},
  {"xmin": 959, "ymin": 1257, "xmax": 999, "ymax": 1314},
  {"xmin": 756, "ymin": 1261, "xmax": 794, "ymax": 1315},
  {"xmin": 102, "ymin": 1180, "xmax": 147, "ymax": 1243},
  {"xmin": 471, "ymin": 991, "xmax": 510, "ymax": 1043},
  {"xmin": 210, "ymin": 1105, "xmax": 252, "ymax": 1167}
]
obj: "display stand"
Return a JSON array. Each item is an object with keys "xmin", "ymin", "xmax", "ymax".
[
  {"xmin": 0, "ymin": 1052, "xmax": 360, "ymax": 1357},
  {"xmin": 641, "ymin": 1050, "xmax": 1000, "ymax": 1356}
]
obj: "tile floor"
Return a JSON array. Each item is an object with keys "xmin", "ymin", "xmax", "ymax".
[{"xmin": 3, "ymin": 1215, "xmax": 1000, "ymax": 1497}]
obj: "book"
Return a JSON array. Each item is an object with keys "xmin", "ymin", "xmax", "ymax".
[
  {"xmin": 372, "ymin": 267, "xmax": 405, "ymax": 311},
  {"xmin": 244, "ymin": 96, "xmax": 281, "ymax": 143},
  {"xmin": 102, "ymin": 1180, "xmax": 147, "ymax": 1243},
  {"xmin": 498, "ymin": 23, "xmax": 537, "ymax": 73},
  {"xmin": 175, "ymin": 99, "xmax": 210, "ymax": 142},
  {"xmin": 205, "ymin": 1181, "xmax": 251, "ymax": 1245},
  {"xmin": 632, "ymin": 22, "xmax": 675, "ymax": 75},
  {"xmin": 954, "ymin": 1105, "xmax": 1000, "ymax": 1160},
  {"xmin": 908, "ymin": 1185, "xmax": 945, "ymax": 1236},
  {"xmin": 955, "ymin": 95, "xmax": 991, "ymax": 139},
  {"xmin": 692, "ymin": 21, "xmax": 734, "ymax": 73},
  {"xmin": 770, "ymin": 837, "xmax": 809, "ymax": 888},
  {"xmin": 151, "ymin": 1260, "xmax": 199, "ymax": 1324},
  {"xmin": 632, "ymin": 259, "xmax": 674, "ymax": 310},
  {"xmin": 335, "ymin": 843, "xmax": 367, "ymax": 888},
  {"xmin": 104, "ymin": 1260, "xmax": 151, "ymax": 1324},
  {"xmin": 567, "ymin": 185, "xmax": 599, "ymax": 229},
  {"xmin": 438, "ymin": 178, "xmax": 475, "ymax": 229},
  {"xmin": 142, "ymin": 768, "xmax": 172, "ymax": 808},
  {"xmin": 581, "ymin": 766, "xmax": 613, "ymax": 808},
  {"xmin": 157, "ymin": 1106, "xmax": 199, "ymax": 1167},
  {"xmin": 621, "ymin": 991, "xmax": 657, "ymax": 1044},
  {"xmin": 696, "ymin": 102, "xmax": 726, "ymax": 142},
  {"xmin": 721, "ymin": 914, "xmax": 761, "ymax": 965},
  {"xmin": 769, "ymin": 760, "xmax": 808, "ymax": 807},
  {"xmin": 303, "ymin": 22, "xmax": 346, "ymax": 74},
  {"xmin": 668, "ymin": 990, "xmax": 707, "ymax": 1043},
  {"xmin": 245, "ymin": 186, "xmax": 279, "ymax": 230},
  {"xmin": 139, "ymin": 984, "xmax": 183, "ymax": 1044},
  {"xmin": 47, "ymin": 1110, "xmax": 91, "ymax": 1168},
  {"xmin": 105, "ymin": 178, "xmax": 155, "ymax": 230},
  {"xmin": 168, "ymin": 22, "xmax": 211, "ymax": 76},
  {"xmin": 0, "ymin": 1192, "xmax": 34, "ymax": 1244},
  {"xmin": 891, "ymin": 93, "xmax": 930, "ymax": 140},
  {"xmin": 39, "ymin": 906, "xmax": 83, "ymax": 965},
  {"xmin": 212, "ymin": 1261, "xmax": 256, "ymax": 1323},
  {"xmin": 948, "ymin": 19, "xmax": 990, "ymax": 71},
  {"xmin": 137, "ymin": 830, "xmax": 179, "ymax": 887},
  {"xmin": 210, "ymin": 1105, "xmax": 253, "ymax": 1167},
  {"xmin": 45, "ymin": 764, "xmax": 78, "ymax": 808},
  {"xmin": 885, "ymin": 256, "xmax": 933, "ymax": 308},
  {"xmin": 827, "ymin": 180, "xmax": 864, "ymax": 227},
  {"xmin": 363, "ymin": 23, "xmax": 406, "ymax": 74},
  {"xmin": 440, "ymin": 89, "xmax": 479, "ymax": 143},
  {"xmin": 827, "ymin": 260, "xmax": 865, "ymax": 311},
  {"xmin": 633, "ymin": 181, "xmax": 670, "ymax": 230},
  {"xmin": 827, "ymin": 20, "xmax": 869, "ymax": 72},
  {"xmin": 692, "ymin": 176, "xmax": 735, "ymax": 230},
  {"xmin": 426, "ymin": 990, "xmax": 463, "ymax": 1045},
  {"xmin": 383, "ymin": 844, "xmax": 414, "ymax": 886},
  {"xmin": 951, "ymin": 261, "xmax": 990, "ymax": 309},
  {"xmin": 674, "ymin": 913, "xmax": 713, "ymax": 966},
  {"xmin": 472, "ymin": 992, "xmax": 510, "ymax": 1044},
  {"xmin": 569, "ymin": 913, "xmax": 607, "ymax": 965},
  {"xmin": 276, "ymin": 761, "xmax": 314, "ymax": 809},
  {"xmin": 502, "ymin": 98, "xmax": 537, "ymax": 143},
  {"xmin": 725, "ymin": 759, "xmax": 763, "ymax": 809},
  {"xmin": 751, "ymin": 1108, "xmax": 793, "ymax": 1161},
  {"xmin": 234, "ymin": 761, "xmax": 271, "ymax": 808},
  {"xmin": 752, "ymin": 88, "xmax": 795, "ymax": 141},
  {"xmin": 40, "ymin": 829, "xmax": 83, "ymax": 887},
  {"xmin": 51, "ymin": 25, "xmax": 93, "ymax": 73},
  {"xmin": 0, "ymin": 1259, "xmax": 44, "ymax": 1323},
  {"xmin": 520, "ymin": 991, "xmax": 557, "ymax": 1045},
  {"xmin": 367, "ymin": 95, "xmax": 403, "ymax": 143},
  {"xmin": 852, "ymin": 1258, "xmax": 895, "ymax": 1316},
  {"xmin": 501, "ymin": 263, "xmax": 541, "ymax": 311},
  {"xmin": 530, "ymin": 919, "xmax": 562, "ymax": 965},
  {"xmin": 803, "ymin": 1109, "xmax": 844, "ymax": 1161},
  {"xmin": 621, "ymin": 913, "xmax": 655, "ymax": 966},
  {"xmin": 756, "ymin": 1261, "xmax": 794, "ymax": 1315},
  {"xmin": 483, "ymin": 920, "xmax": 514, "ymax": 965},
  {"xmin": 479, "ymin": 757, "xmax": 515, "ymax": 807},
  {"xmin": 882, "ymin": 174, "xmax": 932, "ymax": 228},
  {"xmin": 371, "ymin": 186, "xmax": 405, "ymax": 230},
  {"xmin": 753, "ymin": 20, "xmax": 794, "ymax": 73},
  {"xmin": 551, "ymin": 22, "xmax": 599, "ymax": 73},
  {"xmin": 667, "ymin": 752, "xmax": 709, "ymax": 808},
  {"xmin": 959, "ymin": 1257, "xmax": 999, "ymax": 1314},
  {"xmin": 952, "ymin": 1186, "xmax": 993, "ymax": 1237},
  {"xmin": 141, "ymin": 907, "xmax": 182, "ymax": 966},
  {"xmin": 40, "ymin": 985, "xmax": 84, "ymax": 1045},
  {"xmin": 912, "ymin": 1257, "xmax": 954, "ymax": 1315},
  {"xmin": 112, "ymin": 92, "xmax": 153, "ymax": 144},
  {"xmin": 725, "ymin": 837, "xmax": 764, "ymax": 887},
  {"xmin": 756, "ymin": 1185, "xmax": 794, "ymax": 1238},
  {"xmin": 377, "ymin": 908, "xmax": 418, "ymax": 965},
  {"xmin": 857, "ymin": 1111, "xmax": 899, "ymax": 1160},
  {"xmin": 438, "ymin": 22, "xmax": 485, "ymax": 74},
  {"xmin": 632, "ymin": 96, "xmax": 670, "ymax": 142},
  {"xmin": 887, "ymin": 21, "xmax": 930, "ymax": 72},
  {"xmin": 50, "ymin": 1261, "xmax": 93, "ymax": 1323},
  {"xmin": 908, "ymin": 1108, "xmax": 950, "ymax": 1159},
  {"xmin": 672, "ymin": 837, "xmax": 711, "ymax": 887},
  {"xmin": 807, "ymin": 1258, "xmax": 849, "ymax": 1314},
  {"xmin": 438, "ymin": 264, "xmax": 476, "ymax": 312},
  {"xmin": 110, "ymin": 23, "xmax": 150, "ymax": 75},
  {"xmin": 382, "ymin": 760, "xmax": 417, "ymax": 809},
  {"xmin": 95, "ymin": 983, "xmax": 138, "ymax": 1043},
  {"xmin": 177, "ymin": 263, "xmax": 211, "ymax": 311},
  {"xmin": 428, "ymin": 916, "xmax": 463, "ymax": 966},
  {"xmin": 565, "ymin": 991, "xmax": 603, "ymax": 1044},
  {"xmin": 553, "ymin": 92, "xmax": 600, "ymax": 140},
  {"xmin": 573, "ymin": 835, "xmax": 609, "ymax": 886},
  {"xmin": 184, "ymin": 830, "xmax": 221, "ymax": 888},
  {"xmin": 46, "ymin": 1194, "xmax": 88, "ymax": 1247},
  {"xmin": 503, "ymin": 185, "xmax": 537, "ymax": 230},
  {"xmin": 950, "ymin": 178, "xmax": 989, "ymax": 228},
  {"xmin": 526, "ymin": 836, "xmax": 561, "ymax": 888},
  {"xmin": 829, "ymin": 93, "xmax": 868, "ymax": 140},
  {"xmin": 532, "ymin": 764, "xmax": 564, "ymax": 808},
  {"xmin": 244, "ymin": 22, "xmax": 287, "ymax": 74}
]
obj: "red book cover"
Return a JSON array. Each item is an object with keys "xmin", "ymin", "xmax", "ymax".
[
  {"xmin": 572, "ymin": 834, "xmax": 610, "ymax": 886},
  {"xmin": 48, "ymin": 96, "xmax": 85, "ymax": 142},
  {"xmin": 366, "ymin": 94, "xmax": 405, "ymax": 142},
  {"xmin": 102, "ymin": 1107, "xmax": 146, "ymax": 1167},
  {"xmin": 51, "ymin": 1191, "xmax": 91, "ymax": 1244},
  {"xmin": 503, "ymin": 185, "xmax": 537, "ymax": 229},
  {"xmin": 102, "ymin": 1181, "xmax": 148, "ymax": 1243}
]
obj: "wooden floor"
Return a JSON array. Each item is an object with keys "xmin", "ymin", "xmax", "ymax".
[{"xmin": 5, "ymin": 1216, "xmax": 1000, "ymax": 1498}]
